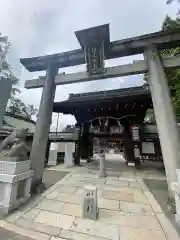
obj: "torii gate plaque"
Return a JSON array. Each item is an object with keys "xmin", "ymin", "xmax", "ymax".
[
  {"xmin": 75, "ymin": 25, "xmax": 108, "ymax": 75},
  {"xmin": 21, "ymin": 24, "xmax": 180, "ymax": 199}
]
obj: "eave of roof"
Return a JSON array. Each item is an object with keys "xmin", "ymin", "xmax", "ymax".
[{"xmin": 53, "ymin": 86, "xmax": 151, "ymax": 113}]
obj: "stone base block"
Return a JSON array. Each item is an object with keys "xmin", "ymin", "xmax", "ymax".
[
  {"xmin": 0, "ymin": 194, "xmax": 30, "ymax": 215},
  {"xmin": 0, "ymin": 160, "xmax": 34, "ymax": 216},
  {"xmin": 0, "ymin": 160, "xmax": 30, "ymax": 175}
]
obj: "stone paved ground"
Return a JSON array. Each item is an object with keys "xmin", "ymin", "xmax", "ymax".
[
  {"xmin": 1, "ymin": 172, "xmax": 179, "ymax": 240},
  {"xmin": 0, "ymin": 226, "xmax": 34, "ymax": 240}
]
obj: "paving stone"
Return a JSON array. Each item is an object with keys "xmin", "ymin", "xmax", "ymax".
[
  {"xmin": 19, "ymin": 196, "xmax": 45, "ymax": 213},
  {"xmin": 133, "ymin": 190, "xmax": 149, "ymax": 204},
  {"xmin": 120, "ymin": 201, "xmax": 153, "ymax": 214},
  {"xmin": 46, "ymin": 190, "xmax": 59, "ymax": 200},
  {"xmin": 138, "ymin": 214, "xmax": 163, "ymax": 230},
  {"xmin": 121, "ymin": 172, "xmax": 136, "ymax": 177},
  {"xmin": 61, "ymin": 203, "xmax": 81, "ymax": 217},
  {"xmin": 106, "ymin": 179, "xmax": 129, "ymax": 187},
  {"xmin": 118, "ymin": 177, "xmax": 137, "ymax": 182},
  {"xmin": 22, "ymin": 208, "xmax": 41, "ymax": 220},
  {"xmin": 6, "ymin": 211, "xmax": 25, "ymax": 223},
  {"xmin": 0, "ymin": 225, "xmax": 34, "ymax": 240},
  {"xmin": 50, "ymin": 237, "xmax": 66, "ymax": 240},
  {"xmin": 156, "ymin": 213, "xmax": 180, "ymax": 240},
  {"xmin": 16, "ymin": 218, "xmax": 61, "ymax": 236},
  {"xmin": 56, "ymin": 193, "xmax": 83, "ymax": 204},
  {"xmin": 36, "ymin": 199, "xmax": 64, "ymax": 213},
  {"xmin": 99, "ymin": 209, "xmax": 139, "ymax": 227},
  {"xmin": 100, "ymin": 209, "xmax": 162, "ymax": 230},
  {"xmin": 59, "ymin": 229, "xmax": 107, "ymax": 240},
  {"xmin": 103, "ymin": 190, "xmax": 134, "ymax": 202},
  {"xmin": 99, "ymin": 185, "xmax": 134, "ymax": 193},
  {"xmin": 106, "ymin": 176, "xmax": 119, "ymax": 180},
  {"xmin": 42, "ymin": 184, "xmax": 60, "ymax": 197},
  {"xmin": 143, "ymin": 191, "xmax": 163, "ymax": 213},
  {"xmin": 119, "ymin": 226, "xmax": 167, "ymax": 240},
  {"xmin": 0, "ymin": 221, "xmax": 50, "ymax": 240},
  {"xmin": 58, "ymin": 186, "xmax": 77, "ymax": 194},
  {"xmin": 136, "ymin": 179, "xmax": 149, "ymax": 190},
  {"xmin": 71, "ymin": 218, "xmax": 119, "ymax": 239},
  {"xmin": 34, "ymin": 210, "xmax": 75, "ymax": 229},
  {"xmin": 129, "ymin": 182, "xmax": 141, "ymax": 189},
  {"xmin": 98, "ymin": 198, "xmax": 120, "ymax": 211}
]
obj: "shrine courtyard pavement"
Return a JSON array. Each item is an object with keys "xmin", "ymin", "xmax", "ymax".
[{"xmin": 0, "ymin": 163, "xmax": 180, "ymax": 240}]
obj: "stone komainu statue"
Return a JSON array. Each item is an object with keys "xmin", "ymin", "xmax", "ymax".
[{"xmin": 0, "ymin": 128, "xmax": 29, "ymax": 160}]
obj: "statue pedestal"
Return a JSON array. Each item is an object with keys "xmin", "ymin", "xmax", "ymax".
[{"xmin": 0, "ymin": 160, "xmax": 34, "ymax": 215}]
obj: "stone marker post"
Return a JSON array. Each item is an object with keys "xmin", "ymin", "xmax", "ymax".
[
  {"xmin": 83, "ymin": 185, "xmax": 98, "ymax": 220},
  {"xmin": 99, "ymin": 139, "xmax": 107, "ymax": 178}
]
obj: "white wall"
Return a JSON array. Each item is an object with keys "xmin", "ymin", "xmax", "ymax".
[{"xmin": 57, "ymin": 142, "xmax": 75, "ymax": 152}]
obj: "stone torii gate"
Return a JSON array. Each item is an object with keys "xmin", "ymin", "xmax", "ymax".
[{"xmin": 21, "ymin": 24, "xmax": 180, "ymax": 199}]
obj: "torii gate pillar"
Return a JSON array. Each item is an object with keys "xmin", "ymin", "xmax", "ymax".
[
  {"xmin": 30, "ymin": 64, "xmax": 58, "ymax": 191},
  {"xmin": 145, "ymin": 45, "xmax": 180, "ymax": 200}
]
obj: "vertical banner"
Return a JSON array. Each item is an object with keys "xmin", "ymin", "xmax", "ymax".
[{"xmin": 0, "ymin": 77, "xmax": 12, "ymax": 127}]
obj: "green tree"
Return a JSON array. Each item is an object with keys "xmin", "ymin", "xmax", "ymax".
[
  {"xmin": 62, "ymin": 125, "xmax": 75, "ymax": 132},
  {"xmin": 0, "ymin": 33, "xmax": 20, "ymax": 98},
  {"xmin": 162, "ymin": 16, "xmax": 180, "ymax": 122},
  {"xmin": 8, "ymin": 98, "xmax": 25, "ymax": 115},
  {"xmin": 21, "ymin": 104, "xmax": 38, "ymax": 120},
  {"xmin": 0, "ymin": 32, "xmax": 38, "ymax": 120},
  {"xmin": 8, "ymin": 98, "xmax": 38, "ymax": 120}
]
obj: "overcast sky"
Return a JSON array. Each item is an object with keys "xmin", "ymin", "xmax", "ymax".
[{"xmin": 0, "ymin": 0, "xmax": 178, "ymax": 130}]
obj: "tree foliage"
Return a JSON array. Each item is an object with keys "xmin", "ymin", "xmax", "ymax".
[
  {"xmin": 0, "ymin": 33, "xmax": 20, "ymax": 97},
  {"xmin": 8, "ymin": 99, "xmax": 38, "ymax": 120},
  {"xmin": 62, "ymin": 125, "xmax": 76, "ymax": 132},
  {"xmin": 166, "ymin": 0, "xmax": 180, "ymax": 14},
  {"xmin": 21, "ymin": 104, "xmax": 38, "ymax": 120},
  {"xmin": 0, "ymin": 33, "xmax": 38, "ymax": 120},
  {"xmin": 162, "ymin": 16, "xmax": 180, "ymax": 122}
]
